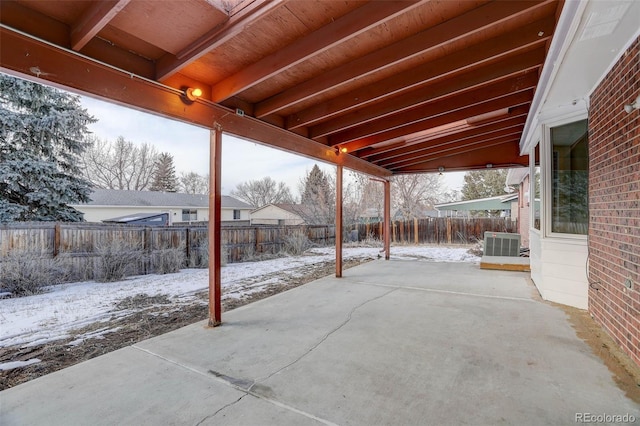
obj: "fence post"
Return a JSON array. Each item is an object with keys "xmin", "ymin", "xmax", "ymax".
[
  {"xmin": 414, "ymin": 218, "xmax": 419, "ymax": 245},
  {"xmin": 255, "ymin": 227, "xmax": 261, "ymax": 253},
  {"xmin": 53, "ymin": 223, "xmax": 61, "ymax": 257},
  {"xmin": 185, "ymin": 227, "xmax": 190, "ymax": 265},
  {"xmin": 446, "ymin": 218, "xmax": 452, "ymax": 244}
]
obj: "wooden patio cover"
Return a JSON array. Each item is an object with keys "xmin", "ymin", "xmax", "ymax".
[
  {"xmin": 0, "ymin": 0, "xmax": 562, "ymax": 176},
  {"xmin": 0, "ymin": 0, "xmax": 563, "ymax": 324}
]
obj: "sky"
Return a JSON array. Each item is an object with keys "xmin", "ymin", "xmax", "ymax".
[{"xmin": 80, "ymin": 96, "xmax": 465, "ymax": 196}]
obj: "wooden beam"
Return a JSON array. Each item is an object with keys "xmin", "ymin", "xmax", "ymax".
[
  {"xmin": 336, "ymin": 165, "xmax": 343, "ymax": 278},
  {"xmin": 71, "ymin": 0, "xmax": 131, "ymax": 51},
  {"xmin": 311, "ymin": 48, "xmax": 544, "ymax": 139},
  {"xmin": 209, "ymin": 110, "xmax": 391, "ymax": 178},
  {"xmin": 156, "ymin": 1, "xmax": 283, "ymax": 81},
  {"xmin": 208, "ymin": 125, "xmax": 222, "ymax": 327},
  {"xmin": 210, "ymin": 0, "xmax": 425, "ymax": 102},
  {"xmin": 0, "ymin": 26, "xmax": 390, "ymax": 179},
  {"xmin": 255, "ymin": 0, "xmax": 552, "ymax": 117},
  {"xmin": 0, "ymin": 1, "xmax": 70, "ymax": 47},
  {"xmin": 332, "ymin": 75, "xmax": 537, "ymax": 149},
  {"xmin": 287, "ymin": 17, "xmax": 554, "ymax": 130}
]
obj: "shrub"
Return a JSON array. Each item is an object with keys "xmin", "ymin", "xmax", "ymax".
[
  {"xmin": 282, "ymin": 229, "xmax": 314, "ymax": 256},
  {"xmin": 94, "ymin": 238, "xmax": 144, "ymax": 282},
  {"xmin": 152, "ymin": 246, "xmax": 186, "ymax": 274},
  {"xmin": 194, "ymin": 237, "xmax": 227, "ymax": 267},
  {"xmin": 0, "ymin": 252, "xmax": 67, "ymax": 296}
]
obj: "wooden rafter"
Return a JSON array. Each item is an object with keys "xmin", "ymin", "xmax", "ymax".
[
  {"xmin": 393, "ymin": 141, "xmax": 528, "ymax": 173},
  {"xmin": 254, "ymin": 0, "xmax": 553, "ymax": 118},
  {"xmin": 311, "ymin": 48, "xmax": 544, "ymax": 139},
  {"xmin": 360, "ymin": 105, "xmax": 530, "ymax": 159},
  {"xmin": 287, "ymin": 16, "xmax": 554, "ymax": 130},
  {"xmin": 371, "ymin": 118, "xmax": 528, "ymax": 166},
  {"xmin": 210, "ymin": 0, "xmax": 426, "ymax": 102},
  {"xmin": 71, "ymin": 0, "xmax": 131, "ymax": 51},
  {"xmin": 332, "ymin": 72, "xmax": 538, "ymax": 149},
  {"xmin": 340, "ymin": 89, "xmax": 534, "ymax": 154},
  {"xmin": 156, "ymin": 0, "xmax": 284, "ymax": 81},
  {"xmin": 386, "ymin": 133, "xmax": 523, "ymax": 170}
]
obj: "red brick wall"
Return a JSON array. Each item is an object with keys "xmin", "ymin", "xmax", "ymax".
[{"xmin": 588, "ymin": 36, "xmax": 640, "ymax": 367}]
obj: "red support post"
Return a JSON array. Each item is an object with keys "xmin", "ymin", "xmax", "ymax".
[
  {"xmin": 336, "ymin": 165, "xmax": 343, "ymax": 277},
  {"xmin": 208, "ymin": 124, "xmax": 223, "ymax": 327},
  {"xmin": 384, "ymin": 179, "xmax": 391, "ymax": 260}
]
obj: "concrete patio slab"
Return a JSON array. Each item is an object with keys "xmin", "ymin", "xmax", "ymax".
[{"xmin": 1, "ymin": 260, "xmax": 638, "ymax": 426}]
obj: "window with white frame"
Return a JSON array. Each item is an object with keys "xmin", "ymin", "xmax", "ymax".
[
  {"xmin": 548, "ymin": 119, "xmax": 588, "ymax": 235},
  {"xmin": 182, "ymin": 209, "xmax": 197, "ymax": 222},
  {"xmin": 233, "ymin": 209, "xmax": 241, "ymax": 220},
  {"xmin": 532, "ymin": 143, "xmax": 541, "ymax": 230}
]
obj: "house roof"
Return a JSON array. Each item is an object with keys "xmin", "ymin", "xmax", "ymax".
[
  {"xmin": 1, "ymin": 1, "xmax": 565, "ymax": 176},
  {"xmin": 251, "ymin": 203, "xmax": 310, "ymax": 218},
  {"xmin": 506, "ymin": 168, "xmax": 529, "ymax": 185},
  {"xmin": 82, "ymin": 189, "xmax": 253, "ymax": 209},
  {"xmin": 435, "ymin": 195, "xmax": 515, "ymax": 211}
]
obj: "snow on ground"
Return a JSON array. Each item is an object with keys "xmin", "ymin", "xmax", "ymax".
[{"xmin": 0, "ymin": 245, "xmax": 478, "ymax": 354}]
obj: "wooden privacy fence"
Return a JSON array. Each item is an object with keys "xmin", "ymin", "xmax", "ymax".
[
  {"xmin": 0, "ymin": 218, "xmax": 512, "ymax": 281},
  {"xmin": 355, "ymin": 217, "xmax": 515, "ymax": 245},
  {"xmin": 0, "ymin": 223, "xmax": 336, "ymax": 281}
]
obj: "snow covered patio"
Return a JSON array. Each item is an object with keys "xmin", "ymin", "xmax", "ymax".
[{"xmin": 1, "ymin": 259, "xmax": 637, "ymax": 425}]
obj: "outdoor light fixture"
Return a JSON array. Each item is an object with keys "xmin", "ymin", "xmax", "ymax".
[
  {"xmin": 333, "ymin": 146, "xmax": 348, "ymax": 156},
  {"xmin": 486, "ymin": 163, "xmax": 493, "ymax": 168},
  {"xmin": 623, "ymin": 95, "xmax": 640, "ymax": 113},
  {"xmin": 438, "ymin": 166, "xmax": 445, "ymax": 175},
  {"xmin": 185, "ymin": 87, "xmax": 202, "ymax": 101}
]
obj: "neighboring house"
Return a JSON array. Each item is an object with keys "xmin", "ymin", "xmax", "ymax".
[
  {"xmin": 513, "ymin": 0, "xmax": 640, "ymax": 365},
  {"xmin": 506, "ymin": 168, "xmax": 539, "ymax": 248},
  {"xmin": 358, "ymin": 207, "xmax": 383, "ymax": 223},
  {"xmin": 392, "ymin": 207, "xmax": 440, "ymax": 220},
  {"xmin": 72, "ymin": 189, "xmax": 253, "ymax": 225},
  {"xmin": 434, "ymin": 195, "xmax": 515, "ymax": 219},
  {"xmin": 250, "ymin": 203, "xmax": 309, "ymax": 226}
]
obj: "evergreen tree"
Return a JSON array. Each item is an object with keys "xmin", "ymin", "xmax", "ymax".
[
  {"xmin": 461, "ymin": 169, "xmax": 513, "ymax": 217},
  {"xmin": 150, "ymin": 152, "xmax": 178, "ymax": 192},
  {"xmin": 0, "ymin": 75, "xmax": 95, "ymax": 222},
  {"xmin": 299, "ymin": 164, "xmax": 335, "ymax": 224},
  {"xmin": 461, "ymin": 169, "xmax": 511, "ymax": 200}
]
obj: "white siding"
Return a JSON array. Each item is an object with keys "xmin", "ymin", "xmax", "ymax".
[
  {"xmin": 528, "ymin": 229, "xmax": 588, "ymax": 309},
  {"xmin": 250, "ymin": 205, "xmax": 304, "ymax": 225},
  {"xmin": 75, "ymin": 206, "xmax": 251, "ymax": 224}
]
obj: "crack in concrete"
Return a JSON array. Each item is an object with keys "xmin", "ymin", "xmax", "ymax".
[
  {"xmin": 133, "ymin": 346, "xmax": 338, "ymax": 425},
  {"xmin": 348, "ymin": 279, "xmax": 535, "ymax": 303},
  {"xmin": 194, "ymin": 394, "xmax": 247, "ymax": 426},
  {"xmin": 254, "ymin": 287, "xmax": 398, "ymax": 386}
]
